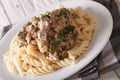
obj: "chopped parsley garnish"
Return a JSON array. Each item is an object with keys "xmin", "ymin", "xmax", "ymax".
[
  {"xmin": 34, "ymin": 22, "xmax": 38, "ymax": 27},
  {"xmin": 47, "ymin": 48, "xmax": 52, "ymax": 53},
  {"xmin": 59, "ymin": 8, "xmax": 70, "ymax": 16},
  {"xmin": 60, "ymin": 24, "xmax": 75, "ymax": 35},
  {"xmin": 51, "ymin": 25, "xmax": 75, "ymax": 45},
  {"xmin": 40, "ymin": 11, "xmax": 50, "ymax": 18},
  {"xmin": 51, "ymin": 38, "xmax": 63, "ymax": 45}
]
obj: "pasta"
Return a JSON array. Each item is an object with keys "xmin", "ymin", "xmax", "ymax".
[{"xmin": 3, "ymin": 6, "xmax": 96, "ymax": 76}]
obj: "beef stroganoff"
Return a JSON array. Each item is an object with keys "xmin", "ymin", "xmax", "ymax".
[{"xmin": 3, "ymin": 6, "xmax": 96, "ymax": 76}]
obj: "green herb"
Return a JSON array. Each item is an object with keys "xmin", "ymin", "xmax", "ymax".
[
  {"xmin": 51, "ymin": 38, "xmax": 63, "ymax": 45},
  {"xmin": 48, "ymin": 48, "xmax": 52, "ymax": 53},
  {"xmin": 60, "ymin": 24, "xmax": 75, "ymax": 35},
  {"xmin": 40, "ymin": 11, "xmax": 50, "ymax": 18},
  {"xmin": 59, "ymin": 8, "xmax": 70, "ymax": 16},
  {"xmin": 34, "ymin": 22, "xmax": 38, "ymax": 27},
  {"xmin": 46, "ymin": 48, "xmax": 52, "ymax": 55}
]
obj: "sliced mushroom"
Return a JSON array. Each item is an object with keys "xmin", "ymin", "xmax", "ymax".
[
  {"xmin": 25, "ymin": 25, "xmax": 33, "ymax": 32},
  {"xmin": 36, "ymin": 39, "xmax": 48, "ymax": 53},
  {"xmin": 37, "ymin": 30, "xmax": 47, "ymax": 41},
  {"xmin": 25, "ymin": 32, "xmax": 31, "ymax": 43}
]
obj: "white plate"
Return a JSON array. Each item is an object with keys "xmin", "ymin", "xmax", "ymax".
[{"xmin": 0, "ymin": 1, "xmax": 113, "ymax": 80}]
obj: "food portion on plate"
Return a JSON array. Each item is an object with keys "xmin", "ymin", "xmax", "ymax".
[{"xmin": 3, "ymin": 5, "xmax": 96, "ymax": 76}]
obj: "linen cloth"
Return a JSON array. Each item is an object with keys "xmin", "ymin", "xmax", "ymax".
[{"xmin": 0, "ymin": 0, "xmax": 120, "ymax": 80}]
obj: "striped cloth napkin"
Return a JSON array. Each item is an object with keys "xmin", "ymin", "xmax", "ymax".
[{"xmin": 0, "ymin": 0, "xmax": 120, "ymax": 80}]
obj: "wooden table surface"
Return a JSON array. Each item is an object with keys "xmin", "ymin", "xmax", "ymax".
[{"xmin": 0, "ymin": 0, "xmax": 120, "ymax": 80}]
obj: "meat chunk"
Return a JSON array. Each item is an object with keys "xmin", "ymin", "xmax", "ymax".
[{"xmin": 17, "ymin": 7, "xmax": 78, "ymax": 59}]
